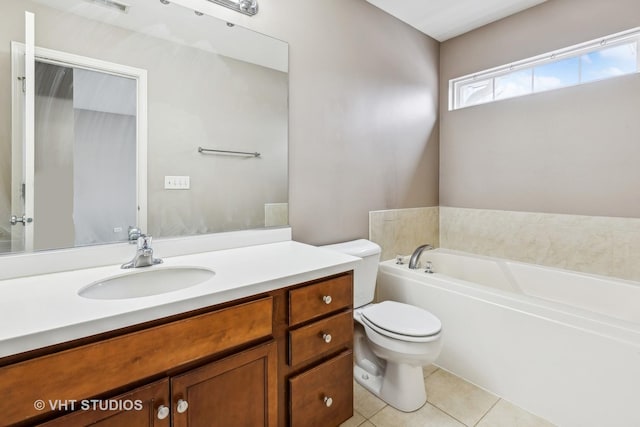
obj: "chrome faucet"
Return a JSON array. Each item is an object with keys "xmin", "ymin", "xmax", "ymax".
[
  {"xmin": 424, "ymin": 260, "xmax": 434, "ymax": 274},
  {"xmin": 408, "ymin": 244, "xmax": 434, "ymax": 269},
  {"xmin": 127, "ymin": 226, "xmax": 143, "ymax": 243},
  {"xmin": 121, "ymin": 234, "xmax": 163, "ymax": 269}
]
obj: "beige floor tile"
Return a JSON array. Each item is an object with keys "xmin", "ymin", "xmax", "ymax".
[
  {"xmin": 476, "ymin": 399, "xmax": 556, "ymax": 427},
  {"xmin": 423, "ymin": 364, "xmax": 439, "ymax": 378},
  {"xmin": 425, "ymin": 369, "xmax": 499, "ymax": 426},
  {"xmin": 340, "ymin": 410, "xmax": 367, "ymax": 427},
  {"xmin": 360, "ymin": 422, "xmax": 376, "ymax": 427},
  {"xmin": 354, "ymin": 380, "xmax": 387, "ymax": 418},
  {"xmin": 369, "ymin": 402, "xmax": 466, "ymax": 427}
]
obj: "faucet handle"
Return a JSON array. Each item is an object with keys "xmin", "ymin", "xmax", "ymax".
[
  {"xmin": 424, "ymin": 261, "xmax": 434, "ymax": 274},
  {"xmin": 128, "ymin": 226, "xmax": 142, "ymax": 243},
  {"xmin": 137, "ymin": 234, "xmax": 151, "ymax": 249}
]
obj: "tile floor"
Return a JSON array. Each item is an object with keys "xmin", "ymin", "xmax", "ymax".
[{"xmin": 341, "ymin": 365, "xmax": 556, "ymax": 427}]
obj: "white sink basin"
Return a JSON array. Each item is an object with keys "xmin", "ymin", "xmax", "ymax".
[{"xmin": 78, "ymin": 267, "xmax": 215, "ymax": 300}]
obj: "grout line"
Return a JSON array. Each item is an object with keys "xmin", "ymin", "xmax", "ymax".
[
  {"xmin": 473, "ymin": 398, "xmax": 501, "ymax": 426},
  {"xmin": 423, "ymin": 366, "xmax": 440, "ymax": 379},
  {"xmin": 353, "ymin": 368, "xmax": 552, "ymax": 427},
  {"xmin": 367, "ymin": 403, "xmax": 388, "ymax": 420},
  {"xmin": 427, "ymin": 401, "xmax": 469, "ymax": 426}
]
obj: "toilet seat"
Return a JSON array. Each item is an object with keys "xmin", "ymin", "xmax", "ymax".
[{"xmin": 360, "ymin": 301, "xmax": 441, "ymax": 343}]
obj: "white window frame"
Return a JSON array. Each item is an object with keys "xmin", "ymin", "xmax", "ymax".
[{"xmin": 449, "ymin": 27, "xmax": 640, "ymax": 111}]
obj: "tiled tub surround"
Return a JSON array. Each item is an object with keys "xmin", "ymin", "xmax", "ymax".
[
  {"xmin": 264, "ymin": 202, "xmax": 289, "ymax": 227},
  {"xmin": 440, "ymin": 206, "xmax": 640, "ymax": 282},
  {"xmin": 369, "ymin": 207, "xmax": 439, "ymax": 261},
  {"xmin": 376, "ymin": 251, "xmax": 640, "ymax": 427}
]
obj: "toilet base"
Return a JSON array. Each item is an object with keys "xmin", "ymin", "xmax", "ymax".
[{"xmin": 354, "ymin": 362, "xmax": 427, "ymax": 412}]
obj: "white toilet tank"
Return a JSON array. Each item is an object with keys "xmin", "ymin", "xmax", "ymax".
[{"xmin": 321, "ymin": 239, "xmax": 381, "ymax": 308}]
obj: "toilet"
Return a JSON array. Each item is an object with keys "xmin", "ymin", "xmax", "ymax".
[{"xmin": 322, "ymin": 239, "xmax": 443, "ymax": 412}]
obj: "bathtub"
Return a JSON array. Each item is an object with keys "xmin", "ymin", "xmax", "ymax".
[{"xmin": 376, "ymin": 248, "xmax": 640, "ymax": 427}]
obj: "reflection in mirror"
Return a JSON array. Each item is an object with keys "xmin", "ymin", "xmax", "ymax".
[
  {"xmin": 0, "ymin": 0, "xmax": 289, "ymax": 255},
  {"xmin": 1, "ymin": 7, "xmax": 26, "ymax": 253},
  {"xmin": 34, "ymin": 61, "xmax": 138, "ymax": 250}
]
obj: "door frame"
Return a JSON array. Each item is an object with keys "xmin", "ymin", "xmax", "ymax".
[
  {"xmin": 9, "ymin": 12, "xmax": 34, "ymax": 252},
  {"xmin": 10, "ymin": 39, "xmax": 148, "ymax": 250}
]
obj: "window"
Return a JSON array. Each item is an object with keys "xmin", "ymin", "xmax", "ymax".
[{"xmin": 449, "ymin": 27, "xmax": 640, "ymax": 110}]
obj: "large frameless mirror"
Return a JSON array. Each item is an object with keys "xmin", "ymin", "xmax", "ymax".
[{"xmin": 0, "ymin": 0, "xmax": 289, "ymax": 254}]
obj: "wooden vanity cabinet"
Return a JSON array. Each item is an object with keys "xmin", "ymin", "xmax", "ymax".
[
  {"xmin": 1, "ymin": 297, "xmax": 274, "ymax": 427},
  {"xmin": 36, "ymin": 342, "xmax": 278, "ymax": 427},
  {"xmin": 286, "ymin": 274, "xmax": 354, "ymax": 427},
  {"xmin": 37, "ymin": 379, "xmax": 171, "ymax": 427},
  {"xmin": 0, "ymin": 271, "xmax": 354, "ymax": 427},
  {"xmin": 289, "ymin": 350, "xmax": 353, "ymax": 427},
  {"xmin": 171, "ymin": 341, "xmax": 277, "ymax": 427}
]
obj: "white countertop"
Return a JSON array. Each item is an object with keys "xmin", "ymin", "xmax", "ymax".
[{"xmin": 0, "ymin": 241, "xmax": 359, "ymax": 358}]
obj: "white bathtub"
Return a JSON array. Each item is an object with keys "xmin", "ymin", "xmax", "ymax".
[{"xmin": 377, "ymin": 248, "xmax": 640, "ymax": 427}]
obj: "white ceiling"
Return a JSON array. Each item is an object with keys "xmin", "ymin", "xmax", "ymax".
[{"xmin": 366, "ymin": 0, "xmax": 547, "ymax": 42}]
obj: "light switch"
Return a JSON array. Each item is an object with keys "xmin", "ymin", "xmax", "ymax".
[{"xmin": 164, "ymin": 176, "xmax": 190, "ymax": 190}]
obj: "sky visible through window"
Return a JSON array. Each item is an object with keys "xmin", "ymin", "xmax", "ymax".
[
  {"xmin": 582, "ymin": 43, "xmax": 637, "ymax": 81},
  {"xmin": 452, "ymin": 36, "xmax": 638, "ymax": 109}
]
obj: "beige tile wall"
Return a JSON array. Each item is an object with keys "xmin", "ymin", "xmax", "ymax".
[
  {"xmin": 264, "ymin": 203, "xmax": 289, "ymax": 227},
  {"xmin": 369, "ymin": 207, "xmax": 439, "ymax": 261},
  {"xmin": 440, "ymin": 206, "xmax": 640, "ymax": 282}
]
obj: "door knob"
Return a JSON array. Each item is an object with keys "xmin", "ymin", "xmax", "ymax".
[
  {"xmin": 176, "ymin": 399, "xmax": 189, "ymax": 414},
  {"xmin": 10, "ymin": 214, "xmax": 32, "ymax": 226},
  {"xmin": 323, "ymin": 396, "xmax": 333, "ymax": 407},
  {"xmin": 157, "ymin": 405, "xmax": 170, "ymax": 420}
]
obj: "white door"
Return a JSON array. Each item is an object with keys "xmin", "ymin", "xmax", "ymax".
[{"xmin": 9, "ymin": 12, "xmax": 34, "ymax": 252}]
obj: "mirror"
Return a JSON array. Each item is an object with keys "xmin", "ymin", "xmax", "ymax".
[{"xmin": 0, "ymin": 0, "xmax": 289, "ymax": 254}]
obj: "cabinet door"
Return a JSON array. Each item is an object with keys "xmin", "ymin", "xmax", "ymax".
[
  {"xmin": 171, "ymin": 341, "xmax": 277, "ymax": 427},
  {"xmin": 1, "ymin": 297, "xmax": 272, "ymax": 426},
  {"xmin": 36, "ymin": 379, "xmax": 170, "ymax": 427},
  {"xmin": 289, "ymin": 351, "xmax": 353, "ymax": 427}
]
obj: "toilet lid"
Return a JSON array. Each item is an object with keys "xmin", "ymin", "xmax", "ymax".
[{"xmin": 360, "ymin": 301, "xmax": 441, "ymax": 338}]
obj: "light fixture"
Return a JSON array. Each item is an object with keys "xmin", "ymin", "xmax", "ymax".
[
  {"xmin": 206, "ymin": 0, "xmax": 258, "ymax": 16},
  {"xmin": 86, "ymin": 0, "xmax": 130, "ymax": 13}
]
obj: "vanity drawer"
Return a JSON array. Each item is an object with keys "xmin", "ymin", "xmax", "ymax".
[
  {"xmin": 289, "ymin": 311, "xmax": 353, "ymax": 366},
  {"xmin": 0, "ymin": 297, "xmax": 272, "ymax": 426},
  {"xmin": 289, "ymin": 273, "xmax": 353, "ymax": 326},
  {"xmin": 289, "ymin": 350, "xmax": 353, "ymax": 427}
]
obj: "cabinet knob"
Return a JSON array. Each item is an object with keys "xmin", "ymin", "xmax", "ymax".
[
  {"xmin": 322, "ymin": 295, "xmax": 332, "ymax": 305},
  {"xmin": 157, "ymin": 405, "xmax": 170, "ymax": 420},
  {"xmin": 322, "ymin": 333, "xmax": 332, "ymax": 343},
  {"xmin": 323, "ymin": 396, "xmax": 333, "ymax": 407},
  {"xmin": 176, "ymin": 399, "xmax": 189, "ymax": 414}
]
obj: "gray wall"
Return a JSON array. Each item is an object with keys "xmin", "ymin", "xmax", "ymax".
[
  {"xmin": 439, "ymin": 0, "xmax": 640, "ymax": 217},
  {"xmin": 201, "ymin": 0, "xmax": 441, "ymax": 244}
]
